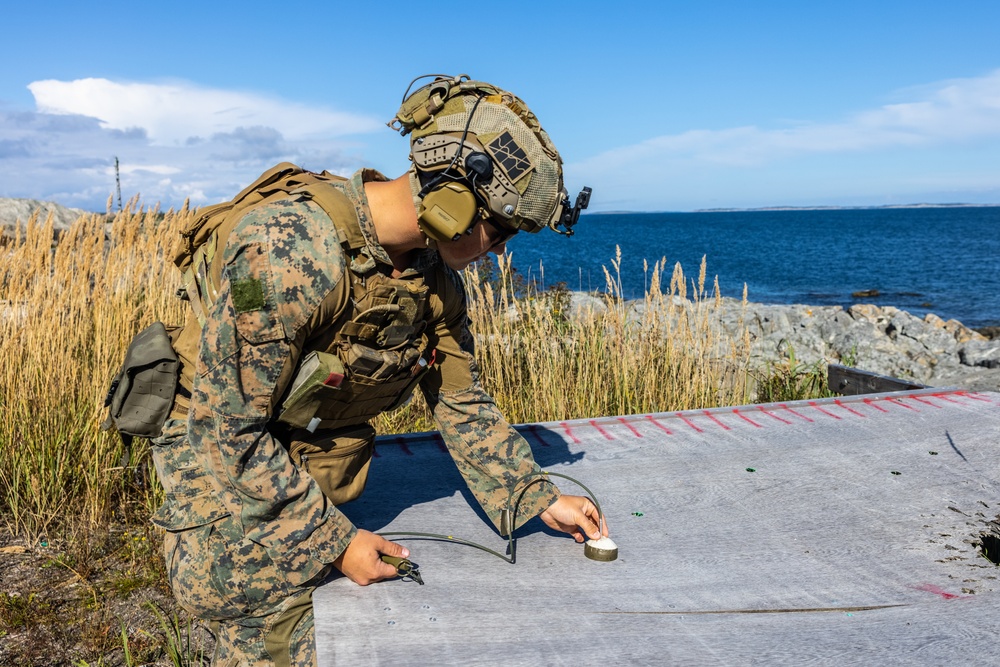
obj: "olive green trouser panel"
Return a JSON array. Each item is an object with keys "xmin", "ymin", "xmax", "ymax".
[
  {"xmin": 265, "ymin": 589, "xmax": 316, "ymax": 667},
  {"xmin": 208, "ymin": 589, "xmax": 317, "ymax": 667}
]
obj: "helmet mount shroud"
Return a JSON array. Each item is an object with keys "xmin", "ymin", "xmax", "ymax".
[{"xmin": 388, "ymin": 74, "xmax": 591, "ymax": 242}]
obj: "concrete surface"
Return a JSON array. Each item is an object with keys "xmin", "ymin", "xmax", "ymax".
[{"xmin": 315, "ymin": 389, "xmax": 1000, "ymax": 666}]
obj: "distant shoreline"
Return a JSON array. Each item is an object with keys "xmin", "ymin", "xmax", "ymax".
[
  {"xmin": 695, "ymin": 203, "xmax": 1000, "ymax": 213},
  {"xmin": 587, "ymin": 203, "xmax": 1000, "ymax": 215}
]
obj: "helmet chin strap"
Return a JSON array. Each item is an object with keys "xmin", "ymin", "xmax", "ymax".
[
  {"xmin": 406, "ymin": 165, "xmax": 423, "ymax": 214},
  {"xmin": 408, "ymin": 164, "xmax": 438, "ymax": 251}
]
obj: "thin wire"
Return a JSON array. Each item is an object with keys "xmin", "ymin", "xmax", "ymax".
[
  {"xmin": 417, "ymin": 92, "xmax": 488, "ymax": 201},
  {"xmin": 377, "ymin": 531, "xmax": 515, "ymax": 563},
  {"xmin": 506, "ymin": 471, "xmax": 606, "ymax": 538},
  {"xmin": 400, "ymin": 73, "xmax": 468, "ymax": 102},
  {"xmin": 377, "ymin": 470, "xmax": 606, "ymax": 566}
]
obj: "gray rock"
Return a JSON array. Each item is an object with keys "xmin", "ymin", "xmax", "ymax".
[
  {"xmin": 959, "ymin": 340, "xmax": 1000, "ymax": 369},
  {"xmin": 567, "ymin": 292, "xmax": 608, "ymax": 319},
  {"xmin": 0, "ymin": 197, "xmax": 90, "ymax": 242}
]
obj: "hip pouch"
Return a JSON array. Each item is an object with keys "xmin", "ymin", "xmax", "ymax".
[
  {"xmin": 101, "ymin": 321, "xmax": 180, "ymax": 442},
  {"xmin": 288, "ymin": 424, "xmax": 375, "ymax": 505}
]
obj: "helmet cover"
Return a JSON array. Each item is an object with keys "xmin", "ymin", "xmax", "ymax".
[{"xmin": 390, "ymin": 75, "xmax": 568, "ymax": 234}]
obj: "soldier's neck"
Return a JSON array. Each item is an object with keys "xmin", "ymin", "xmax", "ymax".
[{"xmin": 365, "ymin": 174, "xmax": 424, "ymax": 274}]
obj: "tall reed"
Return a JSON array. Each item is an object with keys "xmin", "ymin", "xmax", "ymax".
[
  {"xmin": 0, "ymin": 204, "xmax": 188, "ymax": 538},
  {"xmin": 464, "ymin": 249, "xmax": 750, "ymax": 423}
]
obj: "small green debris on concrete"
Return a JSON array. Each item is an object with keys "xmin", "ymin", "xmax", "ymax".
[
  {"xmin": 891, "ymin": 471, "xmax": 902, "ymax": 475},
  {"xmin": 746, "ymin": 468, "xmax": 756, "ymax": 473},
  {"xmin": 631, "ymin": 512, "xmax": 644, "ymax": 517}
]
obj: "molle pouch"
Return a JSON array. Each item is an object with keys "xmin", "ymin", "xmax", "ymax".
[
  {"xmin": 288, "ymin": 424, "xmax": 375, "ymax": 505},
  {"xmin": 277, "ymin": 351, "xmax": 346, "ymax": 432},
  {"xmin": 101, "ymin": 322, "xmax": 180, "ymax": 440},
  {"xmin": 343, "ymin": 343, "xmax": 421, "ymax": 381}
]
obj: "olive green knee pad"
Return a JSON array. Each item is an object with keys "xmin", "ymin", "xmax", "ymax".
[{"xmin": 208, "ymin": 590, "xmax": 316, "ymax": 667}]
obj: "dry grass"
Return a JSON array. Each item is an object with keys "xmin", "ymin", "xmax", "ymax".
[
  {"xmin": 466, "ymin": 249, "xmax": 750, "ymax": 422},
  {"xmin": 0, "ymin": 202, "xmax": 189, "ymax": 539}
]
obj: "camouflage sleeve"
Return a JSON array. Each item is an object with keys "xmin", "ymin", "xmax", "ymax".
[
  {"xmin": 423, "ymin": 267, "xmax": 560, "ymax": 532},
  {"xmin": 188, "ymin": 198, "xmax": 356, "ymax": 586}
]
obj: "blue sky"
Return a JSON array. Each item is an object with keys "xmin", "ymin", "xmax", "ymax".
[{"xmin": 2, "ymin": 1, "xmax": 999, "ymax": 212}]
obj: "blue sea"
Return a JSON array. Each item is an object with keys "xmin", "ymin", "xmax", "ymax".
[{"xmin": 504, "ymin": 207, "xmax": 1000, "ymax": 329}]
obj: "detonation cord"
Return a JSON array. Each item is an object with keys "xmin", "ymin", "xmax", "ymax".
[{"xmin": 378, "ymin": 470, "xmax": 606, "ymax": 566}]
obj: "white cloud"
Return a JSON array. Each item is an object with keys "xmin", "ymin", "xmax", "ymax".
[
  {"xmin": 28, "ymin": 78, "xmax": 381, "ymax": 145},
  {"xmin": 570, "ymin": 69, "xmax": 1000, "ymax": 208},
  {"xmin": 0, "ymin": 107, "xmax": 360, "ymax": 210},
  {"xmin": 0, "ymin": 78, "xmax": 395, "ymax": 210}
]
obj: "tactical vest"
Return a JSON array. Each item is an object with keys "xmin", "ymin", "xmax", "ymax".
[{"xmin": 172, "ymin": 163, "xmax": 435, "ymax": 432}]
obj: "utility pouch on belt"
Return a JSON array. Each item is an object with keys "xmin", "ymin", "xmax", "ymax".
[
  {"xmin": 277, "ymin": 351, "xmax": 346, "ymax": 432},
  {"xmin": 101, "ymin": 322, "xmax": 180, "ymax": 442},
  {"xmin": 288, "ymin": 424, "xmax": 375, "ymax": 505}
]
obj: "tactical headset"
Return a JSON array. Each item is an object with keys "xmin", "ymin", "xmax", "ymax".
[{"xmin": 388, "ymin": 74, "xmax": 591, "ymax": 243}]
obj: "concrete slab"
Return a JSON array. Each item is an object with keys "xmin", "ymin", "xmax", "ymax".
[{"xmin": 315, "ymin": 389, "xmax": 1000, "ymax": 666}]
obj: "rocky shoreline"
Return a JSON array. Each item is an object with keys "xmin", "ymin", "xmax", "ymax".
[
  {"xmin": 726, "ymin": 300, "xmax": 1000, "ymax": 392},
  {"xmin": 570, "ymin": 293, "xmax": 1000, "ymax": 393}
]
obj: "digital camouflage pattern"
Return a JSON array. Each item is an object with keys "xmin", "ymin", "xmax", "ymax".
[{"xmin": 150, "ymin": 168, "xmax": 559, "ymax": 663}]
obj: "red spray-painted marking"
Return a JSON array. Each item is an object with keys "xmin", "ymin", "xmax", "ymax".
[
  {"xmin": 908, "ymin": 395, "xmax": 942, "ymax": 408},
  {"xmin": 617, "ymin": 417, "xmax": 643, "ymax": 437},
  {"xmin": 912, "ymin": 583, "xmax": 967, "ymax": 600},
  {"xmin": 808, "ymin": 401, "xmax": 842, "ymax": 420},
  {"xmin": 756, "ymin": 406, "xmax": 793, "ymax": 424},
  {"xmin": 589, "ymin": 420, "xmax": 615, "ymax": 440},
  {"xmin": 779, "ymin": 404, "xmax": 814, "ymax": 422},
  {"xmin": 732, "ymin": 409, "xmax": 762, "ymax": 428},
  {"xmin": 645, "ymin": 415, "xmax": 672, "ymax": 435},
  {"xmin": 834, "ymin": 399, "xmax": 866, "ymax": 417},
  {"xmin": 676, "ymin": 413, "xmax": 704, "ymax": 433},
  {"xmin": 931, "ymin": 393, "xmax": 962, "ymax": 404},
  {"xmin": 863, "ymin": 398, "xmax": 890, "ymax": 413},
  {"xmin": 886, "ymin": 397, "xmax": 919, "ymax": 412},
  {"xmin": 527, "ymin": 425, "xmax": 551, "ymax": 446},
  {"xmin": 960, "ymin": 391, "xmax": 992, "ymax": 403},
  {"xmin": 702, "ymin": 411, "xmax": 731, "ymax": 431},
  {"xmin": 560, "ymin": 422, "xmax": 581, "ymax": 444},
  {"xmin": 395, "ymin": 437, "xmax": 414, "ymax": 456}
]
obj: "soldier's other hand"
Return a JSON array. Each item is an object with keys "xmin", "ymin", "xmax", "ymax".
[
  {"xmin": 539, "ymin": 495, "xmax": 608, "ymax": 543},
  {"xmin": 333, "ymin": 530, "xmax": 408, "ymax": 586}
]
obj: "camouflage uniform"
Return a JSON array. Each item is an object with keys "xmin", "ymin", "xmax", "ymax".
[{"xmin": 150, "ymin": 168, "xmax": 559, "ymax": 666}]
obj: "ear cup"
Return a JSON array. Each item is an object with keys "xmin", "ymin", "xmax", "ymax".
[{"xmin": 418, "ymin": 182, "xmax": 478, "ymax": 242}]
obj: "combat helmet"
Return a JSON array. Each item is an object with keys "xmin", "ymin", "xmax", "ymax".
[{"xmin": 388, "ymin": 74, "xmax": 590, "ymax": 243}]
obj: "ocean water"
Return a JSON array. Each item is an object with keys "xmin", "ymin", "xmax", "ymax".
[{"xmin": 504, "ymin": 207, "xmax": 1000, "ymax": 329}]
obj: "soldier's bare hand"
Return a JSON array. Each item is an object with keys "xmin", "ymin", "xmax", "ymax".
[
  {"xmin": 539, "ymin": 495, "xmax": 608, "ymax": 543},
  {"xmin": 333, "ymin": 530, "xmax": 408, "ymax": 586}
]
